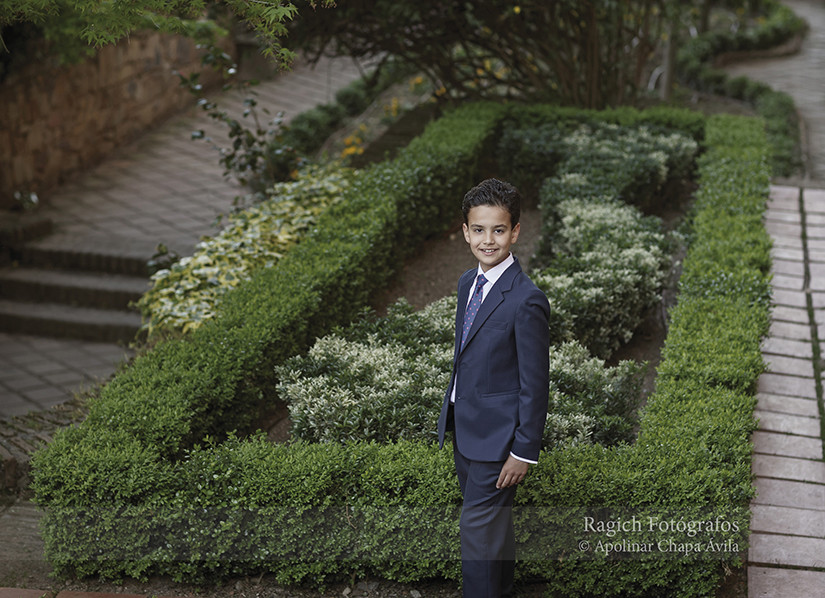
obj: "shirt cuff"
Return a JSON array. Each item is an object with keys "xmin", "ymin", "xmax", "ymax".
[{"xmin": 510, "ymin": 451, "xmax": 537, "ymax": 465}]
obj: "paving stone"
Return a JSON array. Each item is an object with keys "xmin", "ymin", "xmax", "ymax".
[
  {"xmin": 809, "ymin": 261, "xmax": 825, "ymax": 281},
  {"xmin": 749, "ymin": 533, "xmax": 825, "ymax": 568},
  {"xmin": 764, "ymin": 354, "xmax": 815, "ymax": 377},
  {"xmin": 771, "ymin": 245, "xmax": 805, "ymax": 261},
  {"xmin": 753, "ymin": 477, "xmax": 825, "ymax": 510},
  {"xmin": 748, "ymin": 565, "xmax": 825, "ymax": 598},
  {"xmin": 805, "ymin": 187, "xmax": 825, "ymax": 213},
  {"xmin": 757, "ymin": 373, "xmax": 817, "ymax": 399},
  {"xmin": 766, "ymin": 221, "xmax": 804, "ymax": 239},
  {"xmin": 770, "ymin": 288, "xmax": 808, "ymax": 308},
  {"xmin": 769, "ymin": 185, "xmax": 802, "ymax": 209},
  {"xmin": 770, "ymin": 304, "xmax": 810, "ymax": 324},
  {"xmin": 771, "ymin": 257, "xmax": 806, "ymax": 277},
  {"xmin": 810, "ymin": 292, "xmax": 825, "ymax": 309},
  {"xmin": 750, "ymin": 504, "xmax": 825, "ymax": 536},
  {"xmin": 807, "ymin": 224, "xmax": 825, "ymax": 241},
  {"xmin": 0, "ymin": 502, "xmax": 45, "ymax": 566},
  {"xmin": 0, "ymin": 398, "xmax": 39, "ymax": 421},
  {"xmin": 754, "ymin": 410, "xmax": 821, "ymax": 437},
  {"xmin": 752, "ymin": 454, "xmax": 825, "ymax": 483},
  {"xmin": 808, "ymin": 247, "xmax": 825, "ymax": 263},
  {"xmin": 770, "ymin": 233, "xmax": 803, "ymax": 249},
  {"xmin": 0, "ymin": 377, "xmax": 48, "ymax": 393},
  {"xmin": 756, "ymin": 392, "xmax": 819, "ymax": 417},
  {"xmin": 766, "ymin": 209, "xmax": 802, "ymax": 224},
  {"xmin": 41, "ymin": 371, "xmax": 85, "ymax": 386},
  {"xmin": 805, "ymin": 212, "xmax": 825, "ymax": 226},
  {"xmin": 20, "ymin": 386, "xmax": 67, "ymax": 405},
  {"xmin": 768, "ymin": 320, "xmax": 811, "ymax": 341},
  {"xmin": 752, "ymin": 431, "xmax": 824, "ymax": 460},
  {"xmin": 762, "ymin": 336, "xmax": 813, "ymax": 358},
  {"xmin": 807, "ymin": 237, "xmax": 825, "ymax": 254},
  {"xmin": 772, "ymin": 273, "xmax": 805, "ymax": 291}
]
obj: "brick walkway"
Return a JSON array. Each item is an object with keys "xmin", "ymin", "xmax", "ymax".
[
  {"xmin": 748, "ymin": 184, "xmax": 825, "ymax": 596},
  {"xmin": 720, "ymin": 1, "xmax": 825, "ymax": 595}
]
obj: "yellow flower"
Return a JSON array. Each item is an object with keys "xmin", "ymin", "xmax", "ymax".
[{"xmin": 514, "ymin": 6, "xmax": 521, "ymax": 14}]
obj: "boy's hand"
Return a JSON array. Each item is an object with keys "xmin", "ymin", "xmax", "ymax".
[{"xmin": 497, "ymin": 455, "xmax": 529, "ymax": 489}]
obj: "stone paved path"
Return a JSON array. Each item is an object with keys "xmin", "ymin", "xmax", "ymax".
[
  {"xmin": 0, "ymin": 54, "xmax": 369, "ymax": 419},
  {"xmin": 724, "ymin": 0, "xmax": 825, "ymax": 181},
  {"xmin": 720, "ymin": 1, "xmax": 825, "ymax": 595},
  {"xmin": 749, "ymin": 184, "xmax": 825, "ymax": 597}
]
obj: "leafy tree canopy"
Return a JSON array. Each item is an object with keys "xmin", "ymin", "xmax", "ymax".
[
  {"xmin": 0, "ymin": 0, "xmax": 333, "ymax": 65},
  {"xmin": 288, "ymin": 0, "xmax": 759, "ymax": 109}
]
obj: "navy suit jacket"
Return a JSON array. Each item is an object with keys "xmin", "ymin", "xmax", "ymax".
[{"xmin": 437, "ymin": 257, "xmax": 550, "ymax": 463}]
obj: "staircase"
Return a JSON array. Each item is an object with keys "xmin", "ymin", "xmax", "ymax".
[{"xmin": 0, "ymin": 214, "xmax": 149, "ymax": 344}]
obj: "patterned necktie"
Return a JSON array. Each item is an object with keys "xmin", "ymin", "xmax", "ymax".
[{"xmin": 461, "ymin": 273, "xmax": 487, "ymax": 349}]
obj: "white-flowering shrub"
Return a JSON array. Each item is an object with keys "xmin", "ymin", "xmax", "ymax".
[
  {"xmin": 533, "ymin": 196, "xmax": 669, "ymax": 357},
  {"xmin": 278, "ymin": 297, "xmax": 644, "ymax": 448},
  {"xmin": 558, "ymin": 123, "xmax": 698, "ymax": 204},
  {"xmin": 529, "ymin": 124, "xmax": 696, "ymax": 358},
  {"xmin": 276, "ymin": 297, "xmax": 455, "ymax": 444}
]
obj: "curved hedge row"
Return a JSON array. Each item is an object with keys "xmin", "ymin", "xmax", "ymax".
[
  {"xmin": 31, "ymin": 106, "xmax": 768, "ymax": 597},
  {"xmin": 677, "ymin": 0, "xmax": 807, "ymax": 176}
]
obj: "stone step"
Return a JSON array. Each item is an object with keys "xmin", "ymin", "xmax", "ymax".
[
  {"xmin": 0, "ymin": 212, "xmax": 53, "ymax": 267},
  {"xmin": 0, "ymin": 267, "xmax": 149, "ymax": 310},
  {"xmin": 0, "ymin": 299, "xmax": 142, "ymax": 344},
  {"xmin": 18, "ymin": 232, "xmax": 158, "ymax": 277},
  {"xmin": 0, "ymin": 212, "xmax": 53, "ymax": 248}
]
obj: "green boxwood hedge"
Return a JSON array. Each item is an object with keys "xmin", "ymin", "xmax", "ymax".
[{"xmin": 32, "ymin": 106, "xmax": 768, "ymax": 598}]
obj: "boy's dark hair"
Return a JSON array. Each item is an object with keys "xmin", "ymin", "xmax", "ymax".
[{"xmin": 462, "ymin": 178, "xmax": 521, "ymax": 226}]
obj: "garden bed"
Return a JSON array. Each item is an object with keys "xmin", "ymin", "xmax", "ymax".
[{"xmin": 30, "ymin": 101, "xmax": 775, "ymax": 598}]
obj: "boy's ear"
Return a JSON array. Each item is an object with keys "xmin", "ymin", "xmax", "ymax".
[
  {"xmin": 511, "ymin": 222, "xmax": 521, "ymax": 243},
  {"xmin": 462, "ymin": 222, "xmax": 471, "ymax": 244}
]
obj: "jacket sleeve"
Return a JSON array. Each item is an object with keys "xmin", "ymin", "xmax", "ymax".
[{"xmin": 510, "ymin": 287, "xmax": 550, "ymax": 462}]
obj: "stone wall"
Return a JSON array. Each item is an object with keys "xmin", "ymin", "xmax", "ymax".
[{"xmin": 0, "ymin": 32, "xmax": 228, "ymax": 210}]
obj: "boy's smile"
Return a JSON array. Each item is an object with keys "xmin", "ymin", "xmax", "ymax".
[{"xmin": 463, "ymin": 205, "xmax": 520, "ymax": 272}]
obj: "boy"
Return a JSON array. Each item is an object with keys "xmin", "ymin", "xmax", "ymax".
[{"xmin": 437, "ymin": 178, "xmax": 550, "ymax": 598}]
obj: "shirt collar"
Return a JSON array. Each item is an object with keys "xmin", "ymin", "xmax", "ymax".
[{"xmin": 476, "ymin": 253, "xmax": 515, "ymax": 288}]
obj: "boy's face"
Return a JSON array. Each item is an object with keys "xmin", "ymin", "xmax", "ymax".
[{"xmin": 463, "ymin": 205, "xmax": 520, "ymax": 272}]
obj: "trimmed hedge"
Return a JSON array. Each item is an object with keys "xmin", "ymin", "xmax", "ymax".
[{"xmin": 32, "ymin": 107, "xmax": 768, "ymax": 598}]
